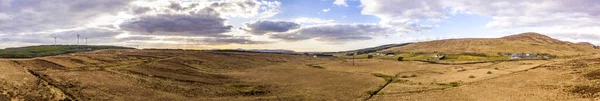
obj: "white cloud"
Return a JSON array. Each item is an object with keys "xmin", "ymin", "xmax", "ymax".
[
  {"xmin": 294, "ymin": 17, "xmax": 335, "ymax": 24},
  {"xmin": 322, "ymin": 8, "xmax": 331, "ymax": 13},
  {"xmin": 334, "ymin": 0, "xmax": 348, "ymax": 7},
  {"xmin": 207, "ymin": 0, "xmax": 281, "ymax": 18}
]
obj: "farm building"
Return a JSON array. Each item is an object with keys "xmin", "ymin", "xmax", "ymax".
[
  {"xmin": 509, "ymin": 53, "xmax": 538, "ymax": 60},
  {"xmin": 385, "ymin": 53, "xmax": 395, "ymax": 56}
]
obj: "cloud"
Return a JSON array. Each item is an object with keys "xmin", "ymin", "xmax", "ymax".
[
  {"xmin": 334, "ymin": 0, "xmax": 348, "ymax": 7},
  {"xmin": 0, "ymin": 27, "xmax": 123, "ymax": 45},
  {"xmin": 241, "ymin": 20, "xmax": 301, "ymax": 35},
  {"xmin": 360, "ymin": 0, "xmax": 447, "ymax": 26},
  {"xmin": 0, "ymin": 0, "xmax": 133, "ymax": 33},
  {"xmin": 359, "ymin": 0, "xmax": 600, "ymax": 29},
  {"xmin": 460, "ymin": 0, "xmax": 600, "ymax": 28},
  {"xmin": 162, "ymin": 37, "xmax": 273, "ymax": 45},
  {"xmin": 207, "ymin": 0, "xmax": 281, "ymax": 18},
  {"xmin": 322, "ymin": 8, "xmax": 331, "ymax": 13},
  {"xmin": 270, "ymin": 23, "xmax": 393, "ymax": 44},
  {"xmin": 119, "ymin": 8, "xmax": 233, "ymax": 37},
  {"xmin": 294, "ymin": 17, "xmax": 335, "ymax": 24}
]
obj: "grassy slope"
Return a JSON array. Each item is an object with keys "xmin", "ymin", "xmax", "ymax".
[
  {"xmin": 0, "ymin": 45, "xmax": 134, "ymax": 58},
  {"xmin": 383, "ymin": 32, "xmax": 599, "ymax": 56}
]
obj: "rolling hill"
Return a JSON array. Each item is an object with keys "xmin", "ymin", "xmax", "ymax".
[
  {"xmin": 0, "ymin": 45, "xmax": 134, "ymax": 58},
  {"xmin": 339, "ymin": 43, "xmax": 412, "ymax": 54},
  {"xmin": 383, "ymin": 32, "xmax": 599, "ymax": 56}
]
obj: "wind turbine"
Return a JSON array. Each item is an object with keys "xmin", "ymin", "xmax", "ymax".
[
  {"xmin": 54, "ymin": 37, "xmax": 57, "ymax": 46},
  {"xmin": 77, "ymin": 34, "xmax": 80, "ymax": 45},
  {"xmin": 85, "ymin": 37, "xmax": 88, "ymax": 45}
]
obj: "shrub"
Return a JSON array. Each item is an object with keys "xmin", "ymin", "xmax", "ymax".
[
  {"xmin": 468, "ymin": 75, "xmax": 476, "ymax": 78},
  {"xmin": 439, "ymin": 82, "xmax": 462, "ymax": 87},
  {"xmin": 487, "ymin": 71, "xmax": 492, "ymax": 74},
  {"xmin": 397, "ymin": 57, "xmax": 404, "ymax": 61},
  {"xmin": 367, "ymin": 55, "xmax": 374, "ymax": 59},
  {"xmin": 410, "ymin": 74, "xmax": 418, "ymax": 77},
  {"xmin": 401, "ymin": 75, "xmax": 409, "ymax": 78}
]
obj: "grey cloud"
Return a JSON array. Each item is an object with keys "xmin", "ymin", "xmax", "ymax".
[
  {"xmin": 119, "ymin": 8, "xmax": 233, "ymax": 37},
  {"xmin": 0, "ymin": 28, "xmax": 123, "ymax": 44},
  {"xmin": 162, "ymin": 37, "xmax": 272, "ymax": 45},
  {"xmin": 131, "ymin": 6, "xmax": 152, "ymax": 14},
  {"xmin": 270, "ymin": 24, "xmax": 392, "ymax": 44},
  {"xmin": 0, "ymin": 0, "xmax": 133, "ymax": 33},
  {"xmin": 194, "ymin": 38, "xmax": 272, "ymax": 45},
  {"xmin": 117, "ymin": 36, "xmax": 157, "ymax": 42},
  {"xmin": 242, "ymin": 20, "xmax": 301, "ymax": 35}
]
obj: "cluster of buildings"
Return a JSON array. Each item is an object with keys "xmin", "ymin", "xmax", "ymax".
[
  {"xmin": 367, "ymin": 52, "xmax": 395, "ymax": 56},
  {"xmin": 502, "ymin": 53, "xmax": 553, "ymax": 60}
]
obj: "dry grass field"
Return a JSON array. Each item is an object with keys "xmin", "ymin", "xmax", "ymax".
[
  {"xmin": 1, "ymin": 49, "xmax": 599, "ymax": 101},
  {"xmin": 0, "ymin": 49, "xmax": 382, "ymax": 101}
]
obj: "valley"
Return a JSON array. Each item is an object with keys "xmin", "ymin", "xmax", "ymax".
[{"xmin": 1, "ymin": 33, "xmax": 599, "ymax": 101}]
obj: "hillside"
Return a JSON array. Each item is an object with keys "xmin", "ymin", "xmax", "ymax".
[
  {"xmin": 339, "ymin": 43, "xmax": 412, "ymax": 54},
  {"xmin": 0, "ymin": 45, "xmax": 134, "ymax": 58},
  {"xmin": 383, "ymin": 32, "xmax": 599, "ymax": 56}
]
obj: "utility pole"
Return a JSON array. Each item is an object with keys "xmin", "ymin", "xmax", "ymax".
[{"xmin": 352, "ymin": 52, "xmax": 356, "ymax": 66}]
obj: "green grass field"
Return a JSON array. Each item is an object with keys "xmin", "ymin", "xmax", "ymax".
[
  {"xmin": 0, "ymin": 45, "xmax": 134, "ymax": 58},
  {"xmin": 336, "ymin": 52, "xmax": 510, "ymax": 62}
]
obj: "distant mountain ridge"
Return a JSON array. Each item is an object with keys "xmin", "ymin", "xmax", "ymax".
[{"xmin": 382, "ymin": 32, "xmax": 598, "ymax": 56}]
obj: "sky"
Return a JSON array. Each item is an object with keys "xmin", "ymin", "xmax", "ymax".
[{"xmin": 0, "ymin": 0, "xmax": 599, "ymax": 52}]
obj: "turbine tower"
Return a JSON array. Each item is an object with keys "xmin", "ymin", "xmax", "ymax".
[
  {"xmin": 77, "ymin": 34, "xmax": 80, "ymax": 45},
  {"xmin": 54, "ymin": 37, "xmax": 57, "ymax": 46},
  {"xmin": 85, "ymin": 37, "xmax": 88, "ymax": 45}
]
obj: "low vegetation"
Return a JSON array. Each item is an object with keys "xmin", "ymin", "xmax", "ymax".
[
  {"xmin": 438, "ymin": 82, "xmax": 462, "ymax": 87},
  {"xmin": 0, "ymin": 45, "xmax": 133, "ymax": 58},
  {"xmin": 569, "ymin": 86, "xmax": 600, "ymax": 98},
  {"xmin": 371, "ymin": 73, "xmax": 394, "ymax": 81},
  {"xmin": 584, "ymin": 69, "xmax": 600, "ymax": 80}
]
